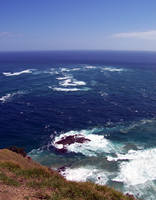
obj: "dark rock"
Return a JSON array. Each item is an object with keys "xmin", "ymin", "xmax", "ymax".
[
  {"xmin": 26, "ymin": 156, "xmax": 32, "ymax": 160},
  {"xmin": 57, "ymin": 166, "xmax": 66, "ymax": 173},
  {"xmin": 55, "ymin": 134, "xmax": 90, "ymax": 154},
  {"xmin": 7, "ymin": 146, "xmax": 27, "ymax": 157},
  {"xmin": 56, "ymin": 134, "xmax": 90, "ymax": 146},
  {"xmin": 56, "ymin": 147, "xmax": 68, "ymax": 154}
]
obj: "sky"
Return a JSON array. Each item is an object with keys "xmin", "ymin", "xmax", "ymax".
[{"xmin": 1, "ymin": 0, "xmax": 156, "ymax": 51}]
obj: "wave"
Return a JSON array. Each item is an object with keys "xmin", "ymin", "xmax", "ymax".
[
  {"xmin": 108, "ymin": 148, "xmax": 156, "ymax": 186},
  {"xmin": 84, "ymin": 65, "xmax": 124, "ymax": 72},
  {"xmin": 3, "ymin": 69, "xmax": 33, "ymax": 76},
  {"xmin": 60, "ymin": 78, "xmax": 86, "ymax": 87},
  {"xmin": 32, "ymin": 119, "xmax": 156, "ymax": 200},
  {"xmin": 52, "ymin": 129, "xmax": 122, "ymax": 156},
  {"xmin": 101, "ymin": 66, "xmax": 124, "ymax": 72},
  {"xmin": 0, "ymin": 91, "xmax": 25, "ymax": 103},
  {"xmin": 56, "ymin": 75, "xmax": 72, "ymax": 80},
  {"xmin": 42, "ymin": 68, "xmax": 60, "ymax": 75},
  {"xmin": 52, "ymin": 87, "xmax": 81, "ymax": 92},
  {"xmin": 0, "ymin": 93, "xmax": 13, "ymax": 103},
  {"xmin": 85, "ymin": 65, "xmax": 97, "ymax": 69},
  {"xmin": 61, "ymin": 166, "xmax": 109, "ymax": 185},
  {"xmin": 49, "ymin": 86, "xmax": 90, "ymax": 92},
  {"xmin": 51, "ymin": 119, "xmax": 156, "ymax": 156},
  {"xmin": 60, "ymin": 67, "xmax": 81, "ymax": 72}
]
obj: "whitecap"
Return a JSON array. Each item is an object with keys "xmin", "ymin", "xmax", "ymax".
[
  {"xmin": 60, "ymin": 79, "xmax": 86, "ymax": 87},
  {"xmin": 85, "ymin": 65, "xmax": 97, "ymax": 69},
  {"xmin": 42, "ymin": 68, "xmax": 60, "ymax": 75},
  {"xmin": 52, "ymin": 87, "xmax": 81, "ymax": 92},
  {"xmin": 60, "ymin": 67, "xmax": 81, "ymax": 72},
  {"xmin": 109, "ymin": 148, "xmax": 156, "ymax": 186},
  {"xmin": 56, "ymin": 76, "xmax": 72, "ymax": 80},
  {"xmin": 101, "ymin": 67, "xmax": 124, "ymax": 72},
  {"xmin": 0, "ymin": 91, "xmax": 25, "ymax": 103},
  {"xmin": 60, "ymin": 68, "xmax": 70, "ymax": 72},
  {"xmin": 0, "ymin": 93, "xmax": 13, "ymax": 103},
  {"xmin": 61, "ymin": 166, "xmax": 109, "ymax": 185},
  {"xmin": 3, "ymin": 69, "xmax": 33, "ymax": 76},
  {"xmin": 49, "ymin": 86, "xmax": 90, "ymax": 92},
  {"xmin": 72, "ymin": 80, "xmax": 86, "ymax": 86},
  {"xmin": 52, "ymin": 129, "xmax": 122, "ymax": 156}
]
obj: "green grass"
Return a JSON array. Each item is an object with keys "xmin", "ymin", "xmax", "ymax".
[
  {"xmin": 0, "ymin": 149, "xmax": 137, "ymax": 200},
  {"xmin": 0, "ymin": 161, "xmax": 21, "ymax": 171},
  {"xmin": 15, "ymin": 168, "xmax": 51, "ymax": 178},
  {"xmin": 0, "ymin": 161, "xmax": 136, "ymax": 200},
  {"xmin": 0, "ymin": 172, "xmax": 19, "ymax": 186}
]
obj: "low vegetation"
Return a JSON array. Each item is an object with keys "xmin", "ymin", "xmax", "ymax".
[{"xmin": 0, "ymin": 148, "xmax": 137, "ymax": 200}]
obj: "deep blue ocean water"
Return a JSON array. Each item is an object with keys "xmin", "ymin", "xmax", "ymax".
[{"xmin": 1, "ymin": 51, "xmax": 156, "ymax": 199}]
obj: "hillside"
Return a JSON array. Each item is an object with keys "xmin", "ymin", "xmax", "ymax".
[{"xmin": 0, "ymin": 149, "xmax": 136, "ymax": 200}]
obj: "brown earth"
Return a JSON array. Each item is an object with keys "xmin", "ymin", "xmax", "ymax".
[{"xmin": 0, "ymin": 149, "xmax": 137, "ymax": 200}]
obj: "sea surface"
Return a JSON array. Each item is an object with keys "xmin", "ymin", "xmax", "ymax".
[{"xmin": 1, "ymin": 50, "xmax": 156, "ymax": 199}]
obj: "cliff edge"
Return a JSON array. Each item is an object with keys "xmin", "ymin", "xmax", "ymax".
[{"xmin": 0, "ymin": 149, "xmax": 136, "ymax": 200}]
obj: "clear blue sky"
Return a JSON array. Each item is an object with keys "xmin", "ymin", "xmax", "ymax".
[{"xmin": 1, "ymin": 0, "xmax": 156, "ymax": 51}]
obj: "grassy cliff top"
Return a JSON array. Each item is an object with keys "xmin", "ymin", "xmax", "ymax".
[{"xmin": 0, "ymin": 149, "xmax": 136, "ymax": 200}]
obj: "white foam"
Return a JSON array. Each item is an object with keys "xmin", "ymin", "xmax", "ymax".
[
  {"xmin": 109, "ymin": 148, "xmax": 156, "ymax": 186},
  {"xmin": 42, "ymin": 68, "xmax": 60, "ymax": 75},
  {"xmin": 85, "ymin": 65, "xmax": 97, "ymax": 69},
  {"xmin": 101, "ymin": 67, "xmax": 124, "ymax": 72},
  {"xmin": 52, "ymin": 129, "xmax": 121, "ymax": 156},
  {"xmin": 56, "ymin": 76, "xmax": 72, "ymax": 80},
  {"xmin": 71, "ymin": 68, "xmax": 81, "ymax": 71},
  {"xmin": 49, "ymin": 87, "xmax": 81, "ymax": 92},
  {"xmin": 0, "ymin": 93, "xmax": 13, "ymax": 103},
  {"xmin": 3, "ymin": 69, "xmax": 32, "ymax": 76},
  {"xmin": 61, "ymin": 166, "xmax": 108, "ymax": 185},
  {"xmin": 59, "ymin": 79, "xmax": 73, "ymax": 87},
  {"xmin": 73, "ymin": 80, "xmax": 86, "ymax": 86},
  {"xmin": 60, "ymin": 67, "xmax": 81, "ymax": 72},
  {"xmin": 0, "ymin": 91, "xmax": 25, "ymax": 103},
  {"xmin": 49, "ymin": 86, "xmax": 90, "ymax": 92},
  {"xmin": 60, "ymin": 68, "xmax": 71, "ymax": 72},
  {"xmin": 60, "ymin": 79, "xmax": 86, "ymax": 87}
]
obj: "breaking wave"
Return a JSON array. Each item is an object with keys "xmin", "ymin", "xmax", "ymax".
[
  {"xmin": 3, "ymin": 69, "xmax": 33, "ymax": 76},
  {"xmin": 85, "ymin": 65, "xmax": 97, "ymax": 69},
  {"xmin": 49, "ymin": 86, "xmax": 90, "ymax": 92},
  {"xmin": 59, "ymin": 79, "xmax": 86, "ymax": 87},
  {"xmin": 61, "ymin": 166, "xmax": 109, "ymax": 185},
  {"xmin": 52, "ymin": 129, "xmax": 122, "ymax": 156},
  {"xmin": 56, "ymin": 75, "xmax": 72, "ymax": 80},
  {"xmin": 60, "ymin": 67, "xmax": 81, "ymax": 72},
  {"xmin": 0, "ymin": 91, "xmax": 26, "ymax": 103},
  {"xmin": 108, "ymin": 148, "xmax": 156, "ymax": 185},
  {"xmin": 100, "ymin": 66, "xmax": 124, "ymax": 72}
]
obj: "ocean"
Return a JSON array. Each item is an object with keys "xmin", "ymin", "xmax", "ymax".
[{"xmin": 1, "ymin": 50, "xmax": 156, "ymax": 199}]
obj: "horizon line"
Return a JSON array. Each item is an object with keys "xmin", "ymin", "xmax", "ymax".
[{"xmin": 0, "ymin": 49, "xmax": 156, "ymax": 53}]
